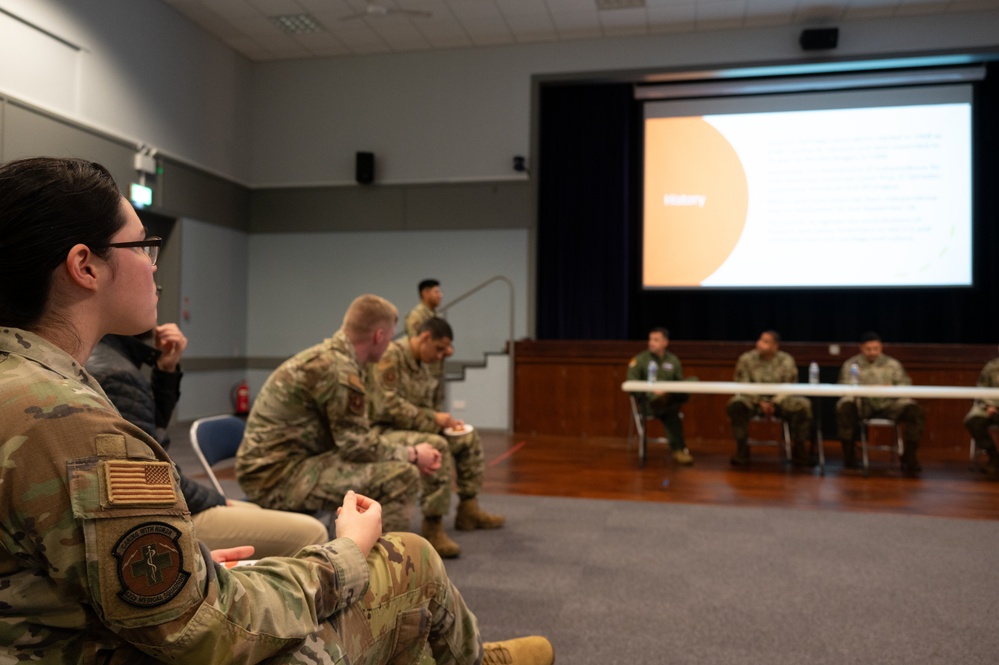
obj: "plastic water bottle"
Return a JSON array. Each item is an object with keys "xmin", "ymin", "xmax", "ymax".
[
  {"xmin": 849, "ymin": 362, "xmax": 860, "ymax": 385},
  {"xmin": 647, "ymin": 359, "xmax": 658, "ymax": 383},
  {"xmin": 808, "ymin": 362, "xmax": 820, "ymax": 384}
]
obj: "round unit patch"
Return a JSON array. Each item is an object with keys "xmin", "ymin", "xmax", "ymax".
[{"xmin": 113, "ymin": 522, "xmax": 191, "ymax": 607}]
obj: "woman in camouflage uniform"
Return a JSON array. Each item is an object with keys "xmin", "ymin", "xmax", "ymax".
[{"xmin": 0, "ymin": 157, "xmax": 552, "ymax": 665}]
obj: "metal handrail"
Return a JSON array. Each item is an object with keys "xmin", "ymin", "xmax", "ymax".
[{"xmin": 438, "ymin": 276, "xmax": 516, "ymax": 433}]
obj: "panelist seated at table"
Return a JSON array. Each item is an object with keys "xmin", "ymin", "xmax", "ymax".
[
  {"xmin": 727, "ymin": 330, "xmax": 814, "ymax": 467},
  {"xmin": 835, "ymin": 331, "xmax": 925, "ymax": 474},
  {"xmin": 627, "ymin": 327, "xmax": 694, "ymax": 466},
  {"xmin": 964, "ymin": 352, "xmax": 999, "ymax": 474}
]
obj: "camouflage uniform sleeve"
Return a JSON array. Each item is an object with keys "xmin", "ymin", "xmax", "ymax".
[
  {"xmin": 404, "ymin": 305, "xmax": 430, "ymax": 339},
  {"xmin": 432, "ymin": 371, "xmax": 446, "ymax": 413},
  {"xmin": 368, "ymin": 349, "xmax": 437, "ymax": 432},
  {"xmin": 975, "ymin": 359, "xmax": 999, "ymax": 409},
  {"xmin": 838, "ymin": 359, "xmax": 851, "ymax": 384},
  {"xmin": 404, "ymin": 312, "xmax": 418, "ymax": 338},
  {"xmin": 192, "ymin": 538, "xmax": 370, "ymax": 661},
  {"xmin": 769, "ymin": 353, "xmax": 797, "ymax": 406},
  {"xmin": 733, "ymin": 353, "xmax": 762, "ymax": 405},
  {"xmin": 778, "ymin": 353, "xmax": 798, "ymax": 383},
  {"xmin": 890, "ymin": 358, "xmax": 912, "ymax": 386},
  {"xmin": 329, "ymin": 368, "xmax": 409, "ymax": 463},
  {"xmin": 4, "ymin": 405, "xmax": 369, "ymax": 663},
  {"xmin": 118, "ymin": 537, "xmax": 370, "ymax": 663},
  {"xmin": 733, "ymin": 353, "xmax": 749, "ymax": 383}
]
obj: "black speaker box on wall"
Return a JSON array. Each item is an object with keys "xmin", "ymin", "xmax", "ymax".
[
  {"xmin": 799, "ymin": 27, "xmax": 839, "ymax": 51},
  {"xmin": 356, "ymin": 151, "xmax": 375, "ymax": 184}
]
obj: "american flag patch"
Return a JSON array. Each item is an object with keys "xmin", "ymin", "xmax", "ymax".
[{"xmin": 104, "ymin": 461, "xmax": 177, "ymax": 505}]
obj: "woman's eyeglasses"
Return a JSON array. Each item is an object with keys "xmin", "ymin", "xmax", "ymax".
[{"xmin": 107, "ymin": 237, "xmax": 162, "ymax": 266}]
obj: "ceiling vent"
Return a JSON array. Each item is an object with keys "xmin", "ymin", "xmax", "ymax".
[{"xmin": 271, "ymin": 14, "xmax": 324, "ymax": 34}]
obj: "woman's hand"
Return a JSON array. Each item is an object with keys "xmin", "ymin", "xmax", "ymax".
[{"xmin": 335, "ymin": 490, "xmax": 383, "ymax": 557}]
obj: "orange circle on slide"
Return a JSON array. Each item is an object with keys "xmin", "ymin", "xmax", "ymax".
[{"xmin": 644, "ymin": 117, "xmax": 748, "ymax": 286}]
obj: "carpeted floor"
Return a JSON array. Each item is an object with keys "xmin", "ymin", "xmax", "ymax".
[{"xmin": 438, "ymin": 493, "xmax": 999, "ymax": 664}]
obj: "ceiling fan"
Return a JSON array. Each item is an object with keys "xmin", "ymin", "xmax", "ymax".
[{"xmin": 339, "ymin": 2, "xmax": 433, "ymax": 21}]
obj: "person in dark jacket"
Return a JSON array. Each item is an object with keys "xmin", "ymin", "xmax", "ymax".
[{"xmin": 86, "ymin": 324, "xmax": 329, "ymax": 556}]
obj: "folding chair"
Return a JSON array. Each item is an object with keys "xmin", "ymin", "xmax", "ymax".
[
  {"xmin": 628, "ymin": 394, "xmax": 674, "ymax": 467},
  {"xmin": 859, "ymin": 417, "xmax": 903, "ymax": 477},
  {"xmin": 969, "ymin": 423, "xmax": 998, "ymax": 471},
  {"xmin": 747, "ymin": 414, "xmax": 792, "ymax": 462},
  {"xmin": 189, "ymin": 414, "xmax": 247, "ymax": 497}
]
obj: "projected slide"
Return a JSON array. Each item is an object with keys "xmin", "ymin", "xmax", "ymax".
[{"xmin": 643, "ymin": 93, "xmax": 972, "ymax": 289}]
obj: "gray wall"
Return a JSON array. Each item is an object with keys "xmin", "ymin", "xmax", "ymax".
[
  {"xmin": 246, "ymin": 228, "xmax": 528, "ymax": 362},
  {"xmin": 248, "ymin": 12, "xmax": 999, "ymax": 186},
  {"xmin": 0, "ymin": 0, "xmax": 253, "ymax": 181}
]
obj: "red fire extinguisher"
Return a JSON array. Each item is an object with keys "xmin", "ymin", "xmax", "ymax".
[{"xmin": 233, "ymin": 380, "xmax": 250, "ymax": 416}]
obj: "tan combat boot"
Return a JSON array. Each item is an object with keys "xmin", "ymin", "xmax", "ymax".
[
  {"xmin": 671, "ymin": 447, "xmax": 694, "ymax": 465},
  {"xmin": 482, "ymin": 636, "xmax": 555, "ymax": 665},
  {"xmin": 422, "ymin": 516, "xmax": 460, "ymax": 558},
  {"xmin": 455, "ymin": 496, "xmax": 505, "ymax": 531}
]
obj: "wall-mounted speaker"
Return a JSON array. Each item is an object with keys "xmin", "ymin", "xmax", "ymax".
[
  {"xmin": 799, "ymin": 27, "xmax": 839, "ymax": 51},
  {"xmin": 355, "ymin": 151, "xmax": 375, "ymax": 185}
]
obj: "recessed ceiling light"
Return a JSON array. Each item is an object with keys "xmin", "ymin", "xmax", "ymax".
[
  {"xmin": 271, "ymin": 14, "xmax": 324, "ymax": 34},
  {"xmin": 596, "ymin": 0, "xmax": 646, "ymax": 10}
]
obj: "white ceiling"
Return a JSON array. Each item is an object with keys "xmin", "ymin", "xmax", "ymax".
[{"xmin": 160, "ymin": 0, "xmax": 999, "ymax": 62}]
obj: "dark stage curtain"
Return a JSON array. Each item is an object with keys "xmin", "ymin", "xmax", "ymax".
[{"xmin": 536, "ymin": 82, "xmax": 635, "ymax": 339}]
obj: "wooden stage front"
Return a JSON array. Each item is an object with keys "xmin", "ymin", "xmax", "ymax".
[{"xmin": 513, "ymin": 339, "xmax": 996, "ymax": 449}]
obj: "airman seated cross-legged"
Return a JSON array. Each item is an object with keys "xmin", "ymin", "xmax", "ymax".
[
  {"xmin": 368, "ymin": 317, "xmax": 505, "ymax": 559},
  {"xmin": 0, "ymin": 156, "xmax": 553, "ymax": 664}
]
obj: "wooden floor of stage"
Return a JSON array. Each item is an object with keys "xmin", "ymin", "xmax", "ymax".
[{"xmin": 477, "ymin": 431, "xmax": 999, "ymax": 521}]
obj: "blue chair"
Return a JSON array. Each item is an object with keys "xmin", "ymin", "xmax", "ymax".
[
  {"xmin": 189, "ymin": 414, "xmax": 247, "ymax": 497},
  {"xmin": 191, "ymin": 414, "xmax": 336, "ymax": 534}
]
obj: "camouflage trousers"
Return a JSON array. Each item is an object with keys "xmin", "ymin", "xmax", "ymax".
[
  {"xmin": 371, "ymin": 427, "xmax": 455, "ymax": 520},
  {"xmin": 308, "ymin": 452, "xmax": 422, "ymax": 533},
  {"xmin": 835, "ymin": 397, "xmax": 925, "ymax": 445},
  {"xmin": 727, "ymin": 395, "xmax": 813, "ymax": 443},
  {"xmin": 374, "ymin": 427, "xmax": 485, "ymax": 518},
  {"xmin": 429, "ymin": 359, "xmax": 445, "ymax": 411},
  {"xmin": 443, "ymin": 430, "xmax": 485, "ymax": 500},
  {"xmin": 268, "ymin": 532, "xmax": 483, "ymax": 665},
  {"xmin": 964, "ymin": 405, "xmax": 999, "ymax": 452}
]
